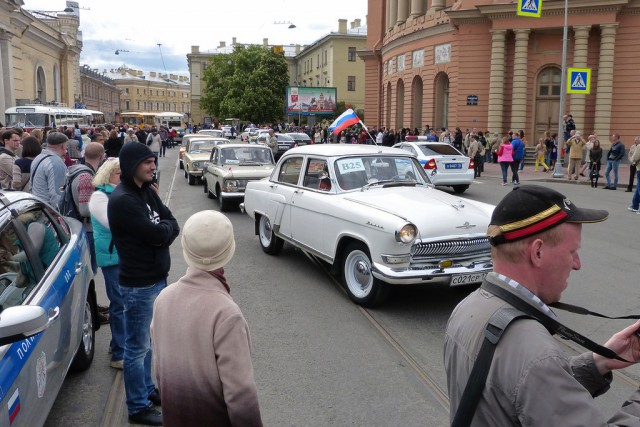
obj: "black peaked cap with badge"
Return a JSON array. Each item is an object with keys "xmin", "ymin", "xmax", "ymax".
[{"xmin": 489, "ymin": 185, "xmax": 608, "ymax": 246}]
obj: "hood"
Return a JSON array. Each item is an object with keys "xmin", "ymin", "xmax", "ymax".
[
  {"xmin": 119, "ymin": 141, "xmax": 157, "ymax": 185},
  {"xmin": 343, "ymin": 186, "xmax": 494, "ymax": 238}
]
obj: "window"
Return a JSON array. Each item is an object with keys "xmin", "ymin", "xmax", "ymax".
[
  {"xmin": 125, "ymin": 101, "xmax": 130, "ymax": 110},
  {"xmin": 311, "ymin": 58, "xmax": 313, "ymax": 70},
  {"xmin": 137, "ymin": 101, "xmax": 141, "ymax": 110},
  {"xmin": 137, "ymin": 88, "xmax": 140, "ymax": 94},
  {"xmin": 348, "ymin": 47, "xmax": 357, "ymax": 62},
  {"xmin": 317, "ymin": 54, "xmax": 320, "ymax": 68},
  {"xmin": 303, "ymin": 159, "xmax": 331, "ymax": 191},
  {"xmin": 144, "ymin": 89, "xmax": 146, "ymax": 95},
  {"xmin": 324, "ymin": 50, "xmax": 328, "ymax": 65},
  {"xmin": 125, "ymin": 88, "xmax": 129, "ymax": 95},
  {"xmin": 348, "ymin": 76, "xmax": 356, "ymax": 91},
  {"xmin": 277, "ymin": 157, "xmax": 303, "ymax": 185},
  {"xmin": 143, "ymin": 102, "xmax": 147, "ymax": 110}
]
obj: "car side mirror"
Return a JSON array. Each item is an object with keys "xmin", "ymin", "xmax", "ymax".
[{"xmin": 0, "ymin": 305, "xmax": 54, "ymax": 346}]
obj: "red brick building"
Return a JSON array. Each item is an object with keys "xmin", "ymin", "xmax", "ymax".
[{"xmin": 360, "ymin": 0, "xmax": 640, "ymax": 146}]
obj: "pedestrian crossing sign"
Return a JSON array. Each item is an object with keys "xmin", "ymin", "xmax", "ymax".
[
  {"xmin": 567, "ymin": 68, "xmax": 591, "ymax": 94},
  {"xmin": 517, "ymin": 0, "xmax": 542, "ymax": 17}
]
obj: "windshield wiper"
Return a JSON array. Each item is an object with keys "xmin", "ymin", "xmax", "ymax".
[
  {"xmin": 361, "ymin": 180, "xmax": 396, "ymax": 190},
  {"xmin": 382, "ymin": 181, "xmax": 418, "ymax": 188}
]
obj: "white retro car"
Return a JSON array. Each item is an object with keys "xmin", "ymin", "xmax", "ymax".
[{"xmin": 241, "ymin": 145, "xmax": 495, "ymax": 307}]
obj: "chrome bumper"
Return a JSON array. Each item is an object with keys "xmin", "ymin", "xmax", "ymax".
[{"xmin": 372, "ymin": 259, "xmax": 493, "ymax": 285}]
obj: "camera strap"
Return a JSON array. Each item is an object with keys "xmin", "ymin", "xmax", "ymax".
[{"xmin": 452, "ymin": 279, "xmax": 639, "ymax": 427}]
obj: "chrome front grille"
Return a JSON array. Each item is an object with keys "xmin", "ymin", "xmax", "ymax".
[{"xmin": 411, "ymin": 237, "xmax": 491, "ymax": 260}]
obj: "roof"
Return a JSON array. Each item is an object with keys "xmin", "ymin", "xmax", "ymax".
[
  {"xmin": 102, "ymin": 69, "xmax": 190, "ymax": 87},
  {"xmin": 284, "ymin": 144, "xmax": 408, "ymax": 157}
]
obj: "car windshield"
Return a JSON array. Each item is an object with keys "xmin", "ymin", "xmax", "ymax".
[
  {"xmin": 277, "ymin": 134, "xmax": 294, "ymax": 142},
  {"xmin": 190, "ymin": 141, "xmax": 215, "ymax": 152},
  {"xmin": 198, "ymin": 130, "xmax": 223, "ymax": 137},
  {"xmin": 220, "ymin": 147, "xmax": 274, "ymax": 165},
  {"xmin": 334, "ymin": 155, "xmax": 431, "ymax": 190},
  {"xmin": 417, "ymin": 144, "xmax": 461, "ymax": 156}
]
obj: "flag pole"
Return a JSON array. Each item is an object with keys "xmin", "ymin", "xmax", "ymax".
[{"xmin": 359, "ymin": 120, "xmax": 379, "ymax": 145}]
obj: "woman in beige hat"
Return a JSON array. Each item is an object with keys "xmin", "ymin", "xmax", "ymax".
[{"xmin": 151, "ymin": 210, "xmax": 262, "ymax": 427}]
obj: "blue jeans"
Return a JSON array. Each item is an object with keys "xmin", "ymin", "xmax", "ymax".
[
  {"xmin": 605, "ymin": 160, "xmax": 620, "ymax": 188},
  {"xmin": 632, "ymin": 171, "xmax": 640, "ymax": 210},
  {"xmin": 122, "ymin": 279, "xmax": 166, "ymax": 415},
  {"xmin": 102, "ymin": 265, "xmax": 125, "ymax": 361},
  {"xmin": 500, "ymin": 162, "xmax": 510, "ymax": 183}
]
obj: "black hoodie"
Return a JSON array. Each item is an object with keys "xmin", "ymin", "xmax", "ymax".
[{"xmin": 107, "ymin": 143, "xmax": 179, "ymax": 287}]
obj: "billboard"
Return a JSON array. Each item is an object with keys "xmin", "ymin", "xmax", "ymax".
[{"xmin": 286, "ymin": 86, "xmax": 337, "ymax": 116}]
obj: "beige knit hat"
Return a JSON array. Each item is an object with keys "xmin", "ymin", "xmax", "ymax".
[{"xmin": 181, "ymin": 210, "xmax": 235, "ymax": 271}]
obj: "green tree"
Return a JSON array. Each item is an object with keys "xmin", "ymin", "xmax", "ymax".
[{"xmin": 200, "ymin": 45, "xmax": 289, "ymax": 124}]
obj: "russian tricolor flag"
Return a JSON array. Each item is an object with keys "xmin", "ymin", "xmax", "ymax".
[
  {"xmin": 8, "ymin": 389, "xmax": 20, "ymax": 424},
  {"xmin": 329, "ymin": 109, "xmax": 360, "ymax": 135}
]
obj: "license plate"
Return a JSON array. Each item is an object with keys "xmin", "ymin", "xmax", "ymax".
[
  {"xmin": 450, "ymin": 273, "xmax": 486, "ymax": 286},
  {"xmin": 445, "ymin": 163, "xmax": 462, "ymax": 170}
]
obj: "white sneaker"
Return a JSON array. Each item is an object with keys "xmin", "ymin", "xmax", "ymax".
[{"xmin": 628, "ymin": 206, "xmax": 639, "ymax": 213}]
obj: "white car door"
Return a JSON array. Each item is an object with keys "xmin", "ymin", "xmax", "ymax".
[
  {"xmin": 267, "ymin": 156, "xmax": 304, "ymax": 239},
  {"xmin": 289, "ymin": 158, "xmax": 330, "ymax": 256}
]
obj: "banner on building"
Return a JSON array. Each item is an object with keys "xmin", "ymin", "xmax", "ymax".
[
  {"xmin": 517, "ymin": 0, "xmax": 542, "ymax": 17},
  {"xmin": 567, "ymin": 68, "xmax": 591, "ymax": 94},
  {"xmin": 286, "ymin": 87, "xmax": 337, "ymax": 116}
]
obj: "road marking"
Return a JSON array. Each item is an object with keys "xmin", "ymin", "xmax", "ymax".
[{"xmin": 162, "ymin": 157, "xmax": 179, "ymax": 208}]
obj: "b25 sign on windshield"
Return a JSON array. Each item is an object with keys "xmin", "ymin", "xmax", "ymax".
[{"xmin": 336, "ymin": 158, "xmax": 365, "ymax": 173}]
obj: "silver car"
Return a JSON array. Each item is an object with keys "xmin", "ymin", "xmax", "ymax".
[{"xmin": 0, "ymin": 191, "xmax": 97, "ymax": 426}]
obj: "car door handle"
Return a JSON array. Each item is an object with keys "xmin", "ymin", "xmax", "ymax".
[
  {"xmin": 75, "ymin": 262, "xmax": 84, "ymax": 274},
  {"xmin": 48, "ymin": 306, "xmax": 60, "ymax": 323},
  {"xmin": 294, "ymin": 190, "xmax": 303, "ymax": 194}
]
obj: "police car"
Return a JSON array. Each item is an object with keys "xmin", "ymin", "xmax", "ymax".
[{"xmin": 0, "ymin": 191, "xmax": 98, "ymax": 426}]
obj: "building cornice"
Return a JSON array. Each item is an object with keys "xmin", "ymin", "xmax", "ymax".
[
  {"xmin": 381, "ymin": 24, "xmax": 454, "ymax": 57},
  {"xmin": 468, "ymin": 0, "xmax": 629, "ymax": 21}
]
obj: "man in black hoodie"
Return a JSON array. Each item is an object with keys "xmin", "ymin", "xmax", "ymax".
[{"xmin": 108, "ymin": 142, "xmax": 179, "ymax": 426}]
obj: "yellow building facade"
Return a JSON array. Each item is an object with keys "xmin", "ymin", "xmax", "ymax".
[
  {"xmin": 0, "ymin": 2, "xmax": 82, "ymax": 115},
  {"xmin": 102, "ymin": 67, "xmax": 191, "ymax": 120}
]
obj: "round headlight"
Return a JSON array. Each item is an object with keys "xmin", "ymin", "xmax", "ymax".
[{"xmin": 396, "ymin": 224, "xmax": 417, "ymax": 243}]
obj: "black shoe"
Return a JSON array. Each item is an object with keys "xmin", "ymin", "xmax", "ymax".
[
  {"xmin": 98, "ymin": 312, "xmax": 110, "ymax": 324},
  {"xmin": 610, "ymin": 187, "xmax": 617, "ymax": 190},
  {"xmin": 128, "ymin": 407, "xmax": 162, "ymax": 426},
  {"xmin": 602, "ymin": 186, "xmax": 610, "ymax": 189},
  {"xmin": 626, "ymin": 189, "xmax": 633, "ymax": 192},
  {"xmin": 149, "ymin": 388, "xmax": 161, "ymax": 406},
  {"xmin": 97, "ymin": 304, "xmax": 109, "ymax": 313}
]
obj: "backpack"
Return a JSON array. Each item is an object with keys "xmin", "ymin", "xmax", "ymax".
[{"xmin": 58, "ymin": 164, "xmax": 95, "ymax": 221}]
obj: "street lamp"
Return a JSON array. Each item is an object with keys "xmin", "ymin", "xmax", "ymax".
[
  {"xmin": 114, "ymin": 49, "xmax": 129, "ymax": 55},
  {"xmin": 274, "ymin": 21, "xmax": 296, "ymax": 29}
]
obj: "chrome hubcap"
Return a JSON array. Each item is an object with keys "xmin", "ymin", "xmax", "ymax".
[{"xmin": 81, "ymin": 301, "xmax": 93, "ymax": 354}]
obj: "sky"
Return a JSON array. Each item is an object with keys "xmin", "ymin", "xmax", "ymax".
[{"xmin": 22, "ymin": 0, "xmax": 368, "ymax": 76}]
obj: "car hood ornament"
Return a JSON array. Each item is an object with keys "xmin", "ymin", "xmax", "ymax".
[{"xmin": 456, "ymin": 221, "xmax": 477, "ymax": 229}]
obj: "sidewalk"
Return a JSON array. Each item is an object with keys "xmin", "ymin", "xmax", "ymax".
[{"xmin": 478, "ymin": 160, "xmax": 634, "ymax": 188}]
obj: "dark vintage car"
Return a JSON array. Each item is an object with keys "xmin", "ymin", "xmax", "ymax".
[
  {"xmin": 286, "ymin": 132, "xmax": 312, "ymax": 146},
  {"xmin": 256, "ymin": 133, "xmax": 297, "ymax": 161}
]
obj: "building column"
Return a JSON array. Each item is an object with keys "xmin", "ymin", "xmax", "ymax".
[
  {"xmin": 410, "ymin": 0, "xmax": 425, "ymax": 19},
  {"xmin": 487, "ymin": 29, "xmax": 507, "ymax": 133},
  {"xmin": 594, "ymin": 24, "xmax": 618, "ymax": 138},
  {"xmin": 397, "ymin": 0, "xmax": 409, "ymax": 25},
  {"xmin": 431, "ymin": 0, "xmax": 445, "ymax": 11},
  {"xmin": 389, "ymin": 0, "xmax": 398, "ymax": 30},
  {"xmin": 511, "ymin": 29, "xmax": 530, "ymax": 133},
  {"xmin": 0, "ymin": 31, "xmax": 14, "ymax": 111},
  {"xmin": 386, "ymin": 0, "xmax": 391, "ymax": 31},
  {"xmin": 569, "ymin": 25, "xmax": 591, "ymax": 132}
]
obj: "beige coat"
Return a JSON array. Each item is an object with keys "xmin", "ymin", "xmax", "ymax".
[
  {"xmin": 151, "ymin": 267, "xmax": 262, "ymax": 427},
  {"xmin": 0, "ymin": 152, "xmax": 19, "ymax": 190},
  {"xmin": 567, "ymin": 136, "xmax": 586, "ymax": 160},
  {"xmin": 629, "ymin": 144, "xmax": 640, "ymax": 165}
]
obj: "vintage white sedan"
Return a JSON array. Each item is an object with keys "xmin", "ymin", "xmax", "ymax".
[
  {"xmin": 203, "ymin": 144, "xmax": 275, "ymax": 211},
  {"xmin": 241, "ymin": 145, "xmax": 495, "ymax": 307}
]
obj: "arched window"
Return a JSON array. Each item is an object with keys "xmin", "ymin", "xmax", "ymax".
[
  {"xmin": 411, "ymin": 76, "xmax": 423, "ymax": 130},
  {"xmin": 36, "ymin": 66, "xmax": 47, "ymax": 103},
  {"xmin": 53, "ymin": 65, "xmax": 60, "ymax": 102},
  {"xmin": 395, "ymin": 79, "xmax": 405, "ymax": 130},
  {"xmin": 434, "ymin": 73, "xmax": 449, "ymax": 130}
]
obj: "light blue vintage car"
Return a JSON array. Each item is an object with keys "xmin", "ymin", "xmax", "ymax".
[{"xmin": 0, "ymin": 191, "xmax": 97, "ymax": 426}]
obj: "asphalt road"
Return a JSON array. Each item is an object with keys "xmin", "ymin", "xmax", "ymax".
[{"xmin": 46, "ymin": 146, "xmax": 640, "ymax": 426}]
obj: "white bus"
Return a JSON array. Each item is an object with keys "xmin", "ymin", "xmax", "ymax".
[
  {"xmin": 4, "ymin": 105, "xmax": 105, "ymax": 131},
  {"xmin": 154, "ymin": 112, "xmax": 186, "ymax": 142}
]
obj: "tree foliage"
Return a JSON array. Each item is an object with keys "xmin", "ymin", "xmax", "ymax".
[{"xmin": 200, "ymin": 45, "xmax": 289, "ymax": 124}]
